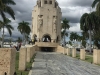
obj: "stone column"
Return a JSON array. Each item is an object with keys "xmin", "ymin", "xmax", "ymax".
[
  {"xmin": 0, "ymin": 48, "xmax": 16, "ymax": 75},
  {"xmin": 19, "ymin": 48, "xmax": 27, "ymax": 71},
  {"xmin": 80, "ymin": 49, "xmax": 85, "ymax": 60},
  {"xmin": 41, "ymin": 0, "xmax": 44, "ymax": 7},
  {"xmin": 93, "ymin": 49, "xmax": 100, "ymax": 64},
  {"xmin": 72, "ymin": 48, "xmax": 76, "ymax": 57},
  {"xmin": 67, "ymin": 48, "xmax": 70, "ymax": 56}
]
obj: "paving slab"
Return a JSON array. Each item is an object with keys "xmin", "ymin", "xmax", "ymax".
[{"xmin": 30, "ymin": 52, "xmax": 100, "ymax": 75}]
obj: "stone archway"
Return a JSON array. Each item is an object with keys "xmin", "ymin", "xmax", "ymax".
[{"xmin": 42, "ymin": 34, "xmax": 51, "ymax": 42}]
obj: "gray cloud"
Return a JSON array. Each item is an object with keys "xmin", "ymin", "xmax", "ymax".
[{"xmin": 0, "ymin": 0, "xmax": 95, "ymax": 40}]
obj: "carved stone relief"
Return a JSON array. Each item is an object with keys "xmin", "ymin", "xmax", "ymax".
[
  {"xmin": 53, "ymin": 16, "xmax": 57, "ymax": 33},
  {"xmin": 38, "ymin": 15, "xmax": 43, "ymax": 31}
]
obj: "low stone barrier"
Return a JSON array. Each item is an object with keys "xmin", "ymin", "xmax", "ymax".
[
  {"xmin": 72, "ymin": 48, "xmax": 76, "ymax": 57},
  {"xmin": 0, "ymin": 48, "xmax": 16, "ymax": 75},
  {"xmin": 80, "ymin": 49, "xmax": 85, "ymax": 60},
  {"xmin": 27, "ymin": 47, "xmax": 32, "ymax": 62},
  {"xmin": 25, "ymin": 45, "xmax": 36, "ymax": 62},
  {"xmin": 93, "ymin": 49, "xmax": 100, "ymax": 64},
  {"xmin": 31, "ymin": 46, "xmax": 36, "ymax": 58},
  {"xmin": 56, "ymin": 46, "xmax": 64, "ymax": 54},
  {"xmin": 19, "ymin": 48, "xmax": 27, "ymax": 71}
]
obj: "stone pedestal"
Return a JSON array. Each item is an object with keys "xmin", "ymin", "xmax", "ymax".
[
  {"xmin": 19, "ymin": 48, "xmax": 27, "ymax": 71},
  {"xmin": 64, "ymin": 48, "xmax": 67, "ymax": 54},
  {"xmin": 56, "ymin": 46, "xmax": 64, "ymax": 54},
  {"xmin": 93, "ymin": 49, "xmax": 100, "ymax": 64},
  {"xmin": 0, "ymin": 48, "xmax": 16, "ymax": 75},
  {"xmin": 67, "ymin": 48, "xmax": 70, "ymax": 56},
  {"xmin": 80, "ymin": 49, "xmax": 85, "ymax": 60},
  {"xmin": 72, "ymin": 48, "xmax": 76, "ymax": 57},
  {"xmin": 31, "ymin": 46, "xmax": 34, "ymax": 58},
  {"xmin": 27, "ymin": 47, "xmax": 32, "ymax": 62}
]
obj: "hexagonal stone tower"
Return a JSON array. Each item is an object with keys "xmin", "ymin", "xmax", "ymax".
[{"xmin": 31, "ymin": 0, "xmax": 62, "ymax": 43}]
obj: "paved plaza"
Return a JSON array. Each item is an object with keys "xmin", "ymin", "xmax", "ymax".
[{"xmin": 31, "ymin": 52, "xmax": 100, "ymax": 75}]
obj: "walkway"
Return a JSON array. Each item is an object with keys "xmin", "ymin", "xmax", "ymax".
[{"xmin": 30, "ymin": 52, "xmax": 100, "ymax": 75}]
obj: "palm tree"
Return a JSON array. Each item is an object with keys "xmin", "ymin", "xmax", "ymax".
[
  {"xmin": 92, "ymin": 0, "xmax": 100, "ymax": 16},
  {"xmin": 69, "ymin": 32, "xmax": 79, "ymax": 48},
  {"xmin": 80, "ymin": 12, "xmax": 98, "ymax": 52},
  {"xmin": 70, "ymin": 32, "xmax": 78, "ymax": 41},
  {"xmin": 17, "ymin": 21, "xmax": 31, "ymax": 45},
  {"xmin": 0, "ymin": 0, "xmax": 16, "ymax": 21},
  {"xmin": 0, "ymin": 18, "xmax": 14, "ymax": 47},
  {"xmin": 61, "ymin": 18, "xmax": 70, "ymax": 45}
]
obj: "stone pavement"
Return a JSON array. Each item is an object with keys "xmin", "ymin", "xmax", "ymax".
[{"xmin": 30, "ymin": 52, "xmax": 100, "ymax": 75}]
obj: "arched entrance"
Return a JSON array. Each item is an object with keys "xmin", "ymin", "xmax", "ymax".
[
  {"xmin": 42, "ymin": 34, "xmax": 51, "ymax": 42},
  {"xmin": 41, "ymin": 34, "xmax": 54, "ymax": 52}
]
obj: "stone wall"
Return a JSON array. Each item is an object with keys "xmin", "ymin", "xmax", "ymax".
[{"xmin": 0, "ymin": 48, "xmax": 16, "ymax": 75}]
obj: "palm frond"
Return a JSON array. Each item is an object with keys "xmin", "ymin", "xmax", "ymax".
[
  {"xmin": 4, "ymin": 5, "xmax": 15, "ymax": 20},
  {"xmin": 92, "ymin": 0, "xmax": 100, "ymax": 8},
  {"xmin": 2, "ymin": 0, "xmax": 16, "ymax": 5}
]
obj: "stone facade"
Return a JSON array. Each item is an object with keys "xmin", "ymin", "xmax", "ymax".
[
  {"xmin": 31, "ymin": 0, "xmax": 62, "ymax": 43},
  {"xmin": 0, "ymin": 48, "xmax": 16, "ymax": 75}
]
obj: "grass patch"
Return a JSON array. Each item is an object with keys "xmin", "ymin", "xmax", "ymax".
[
  {"xmin": 76, "ymin": 54, "xmax": 80, "ymax": 59},
  {"xmin": 15, "ymin": 52, "xmax": 36, "ymax": 75},
  {"xmin": 85, "ymin": 56, "xmax": 93, "ymax": 63}
]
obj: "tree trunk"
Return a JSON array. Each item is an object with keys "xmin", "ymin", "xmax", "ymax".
[
  {"xmin": 89, "ymin": 30, "xmax": 92, "ymax": 53},
  {"xmin": 2, "ymin": 27, "xmax": 4, "ymax": 47},
  {"xmin": 22, "ymin": 33, "xmax": 25, "ymax": 46}
]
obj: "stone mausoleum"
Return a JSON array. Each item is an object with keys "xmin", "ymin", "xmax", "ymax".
[{"xmin": 31, "ymin": 0, "xmax": 62, "ymax": 43}]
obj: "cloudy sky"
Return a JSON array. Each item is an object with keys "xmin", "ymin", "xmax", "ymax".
[{"xmin": 0, "ymin": 0, "xmax": 95, "ymax": 40}]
